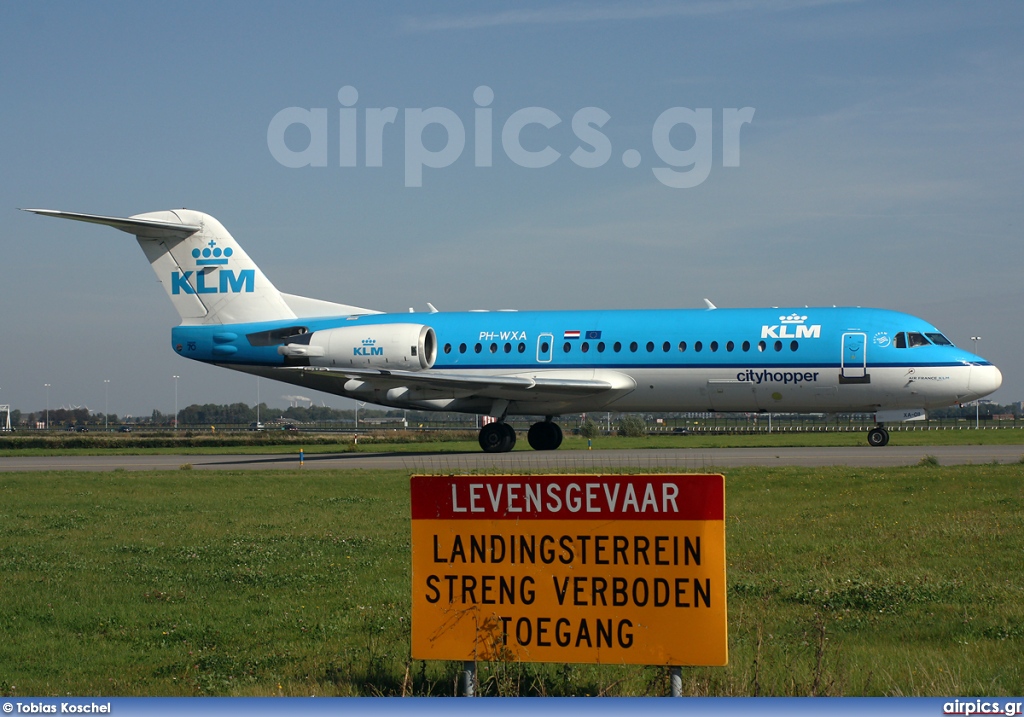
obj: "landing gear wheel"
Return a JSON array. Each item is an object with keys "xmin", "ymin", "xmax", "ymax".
[
  {"xmin": 527, "ymin": 421, "xmax": 563, "ymax": 451},
  {"xmin": 867, "ymin": 427, "xmax": 890, "ymax": 447},
  {"xmin": 502, "ymin": 423, "xmax": 517, "ymax": 451},
  {"xmin": 479, "ymin": 422, "xmax": 516, "ymax": 453}
]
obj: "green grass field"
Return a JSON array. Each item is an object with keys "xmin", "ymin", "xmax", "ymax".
[
  {"xmin": 2, "ymin": 427, "xmax": 1023, "ymax": 456},
  {"xmin": 1, "ymin": 465, "xmax": 1022, "ymax": 697}
]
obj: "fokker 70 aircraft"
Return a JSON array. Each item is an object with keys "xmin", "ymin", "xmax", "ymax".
[{"xmin": 27, "ymin": 208, "xmax": 1002, "ymax": 452}]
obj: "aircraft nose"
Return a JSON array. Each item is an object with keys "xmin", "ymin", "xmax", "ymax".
[{"xmin": 968, "ymin": 364, "xmax": 1002, "ymax": 399}]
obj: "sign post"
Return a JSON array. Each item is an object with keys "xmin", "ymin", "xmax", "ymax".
[{"xmin": 411, "ymin": 474, "xmax": 727, "ymax": 672}]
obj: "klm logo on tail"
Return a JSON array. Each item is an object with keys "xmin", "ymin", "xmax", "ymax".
[{"xmin": 171, "ymin": 241, "xmax": 254, "ymax": 295}]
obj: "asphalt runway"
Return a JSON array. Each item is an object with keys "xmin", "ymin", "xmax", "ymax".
[{"xmin": 2, "ymin": 444, "xmax": 1022, "ymax": 472}]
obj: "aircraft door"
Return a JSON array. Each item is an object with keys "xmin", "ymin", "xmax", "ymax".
[
  {"xmin": 536, "ymin": 333, "xmax": 553, "ymax": 363},
  {"xmin": 840, "ymin": 332, "xmax": 869, "ymax": 383}
]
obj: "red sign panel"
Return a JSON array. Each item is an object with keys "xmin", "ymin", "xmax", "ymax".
[{"xmin": 411, "ymin": 474, "xmax": 727, "ymax": 666}]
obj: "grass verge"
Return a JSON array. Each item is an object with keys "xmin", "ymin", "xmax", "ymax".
[
  {"xmin": 0, "ymin": 465, "xmax": 1021, "ymax": 696},
  {"xmin": 2, "ymin": 428, "xmax": 1023, "ymax": 456}
]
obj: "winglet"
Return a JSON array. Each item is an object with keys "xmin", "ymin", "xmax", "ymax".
[{"xmin": 703, "ymin": 298, "xmax": 717, "ymax": 310}]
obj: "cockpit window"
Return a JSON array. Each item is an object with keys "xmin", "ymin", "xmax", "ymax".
[
  {"xmin": 926, "ymin": 332, "xmax": 953, "ymax": 346},
  {"xmin": 895, "ymin": 332, "xmax": 906, "ymax": 349},
  {"xmin": 907, "ymin": 332, "xmax": 930, "ymax": 347}
]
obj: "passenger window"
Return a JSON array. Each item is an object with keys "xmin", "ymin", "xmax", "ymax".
[
  {"xmin": 630, "ymin": 342, "xmax": 638, "ymax": 352},
  {"xmin": 563, "ymin": 342, "xmax": 572, "ymax": 353},
  {"xmin": 774, "ymin": 340, "xmax": 782, "ymax": 352},
  {"xmin": 459, "ymin": 343, "xmax": 467, "ymax": 353},
  {"xmin": 540, "ymin": 342, "xmax": 549, "ymax": 353},
  {"xmin": 908, "ymin": 332, "xmax": 930, "ymax": 347},
  {"xmin": 504, "ymin": 343, "xmax": 512, "ymax": 353},
  {"xmin": 790, "ymin": 340, "xmax": 798, "ymax": 351},
  {"xmin": 726, "ymin": 341, "xmax": 734, "ymax": 352},
  {"xmin": 646, "ymin": 341, "xmax": 655, "ymax": 352},
  {"xmin": 710, "ymin": 341, "xmax": 718, "ymax": 352},
  {"xmin": 597, "ymin": 342, "xmax": 605, "ymax": 352},
  {"xmin": 662, "ymin": 341, "xmax": 670, "ymax": 352},
  {"xmin": 758, "ymin": 340, "xmax": 766, "ymax": 352},
  {"xmin": 581, "ymin": 342, "xmax": 590, "ymax": 353},
  {"xmin": 518, "ymin": 343, "xmax": 526, "ymax": 353},
  {"xmin": 474, "ymin": 343, "xmax": 482, "ymax": 353},
  {"xmin": 694, "ymin": 341, "xmax": 703, "ymax": 352},
  {"xmin": 678, "ymin": 341, "xmax": 687, "ymax": 352},
  {"xmin": 614, "ymin": 342, "xmax": 622, "ymax": 352},
  {"xmin": 444, "ymin": 343, "xmax": 451, "ymax": 354},
  {"xmin": 742, "ymin": 341, "xmax": 750, "ymax": 352},
  {"xmin": 490, "ymin": 343, "xmax": 498, "ymax": 353}
]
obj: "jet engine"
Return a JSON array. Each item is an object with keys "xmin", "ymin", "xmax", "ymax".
[{"xmin": 278, "ymin": 323, "xmax": 436, "ymax": 370}]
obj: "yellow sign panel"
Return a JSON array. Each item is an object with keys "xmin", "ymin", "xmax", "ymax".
[{"xmin": 411, "ymin": 474, "xmax": 726, "ymax": 666}]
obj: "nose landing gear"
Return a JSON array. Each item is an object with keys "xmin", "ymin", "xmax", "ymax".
[{"xmin": 867, "ymin": 425, "xmax": 890, "ymax": 447}]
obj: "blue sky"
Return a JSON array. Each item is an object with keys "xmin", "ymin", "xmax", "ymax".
[{"xmin": 2, "ymin": 1, "xmax": 1021, "ymax": 417}]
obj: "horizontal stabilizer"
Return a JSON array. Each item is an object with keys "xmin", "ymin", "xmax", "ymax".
[
  {"xmin": 27, "ymin": 207, "xmax": 299, "ymax": 324},
  {"xmin": 22, "ymin": 209, "xmax": 201, "ymax": 240}
]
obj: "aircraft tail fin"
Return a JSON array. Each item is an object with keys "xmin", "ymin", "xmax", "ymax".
[{"xmin": 24, "ymin": 209, "xmax": 375, "ymax": 325}]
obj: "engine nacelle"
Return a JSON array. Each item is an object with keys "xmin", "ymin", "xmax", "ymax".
[{"xmin": 279, "ymin": 323, "xmax": 436, "ymax": 370}]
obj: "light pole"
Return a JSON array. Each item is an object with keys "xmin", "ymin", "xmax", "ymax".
[
  {"xmin": 970, "ymin": 337, "xmax": 981, "ymax": 429},
  {"xmin": 104, "ymin": 379, "xmax": 110, "ymax": 431},
  {"xmin": 44, "ymin": 383, "xmax": 51, "ymax": 430},
  {"xmin": 173, "ymin": 375, "xmax": 180, "ymax": 430}
]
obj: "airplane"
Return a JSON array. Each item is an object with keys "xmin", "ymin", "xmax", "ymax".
[{"xmin": 25, "ymin": 208, "xmax": 1003, "ymax": 452}]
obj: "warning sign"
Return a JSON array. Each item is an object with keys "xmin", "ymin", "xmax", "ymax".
[{"xmin": 411, "ymin": 474, "xmax": 727, "ymax": 666}]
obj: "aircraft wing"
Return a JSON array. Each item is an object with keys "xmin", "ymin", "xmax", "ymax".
[{"xmin": 277, "ymin": 366, "xmax": 634, "ymax": 402}]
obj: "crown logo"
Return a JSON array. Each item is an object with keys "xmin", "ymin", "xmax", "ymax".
[
  {"xmin": 361, "ymin": 338, "xmax": 376, "ymax": 346},
  {"xmin": 192, "ymin": 240, "xmax": 234, "ymax": 266},
  {"xmin": 779, "ymin": 313, "xmax": 807, "ymax": 324}
]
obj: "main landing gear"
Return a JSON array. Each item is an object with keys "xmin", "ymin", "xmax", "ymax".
[
  {"xmin": 527, "ymin": 419, "xmax": 563, "ymax": 451},
  {"xmin": 867, "ymin": 425, "xmax": 890, "ymax": 447},
  {"xmin": 478, "ymin": 421, "xmax": 516, "ymax": 453},
  {"xmin": 477, "ymin": 418, "xmax": 563, "ymax": 453}
]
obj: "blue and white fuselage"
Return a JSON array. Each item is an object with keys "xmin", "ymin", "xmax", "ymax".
[
  {"xmin": 171, "ymin": 307, "xmax": 1000, "ymax": 416},
  {"xmin": 28, "ymin": 208, "xmax": 1002, "ymax": 451}
]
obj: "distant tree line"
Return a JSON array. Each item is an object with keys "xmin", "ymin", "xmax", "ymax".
[
  {"xmin": 928, "ymin": 402, "xmax": 1021, "ymax": 420},
  {"xmin": 6, "ymin": 400, "xmax": 1021, "ymax": 430}
]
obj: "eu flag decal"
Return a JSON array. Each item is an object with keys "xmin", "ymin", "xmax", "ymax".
[{"xmin": 585, "ymin": 330, "xmax": 602, "ymax": 340}]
